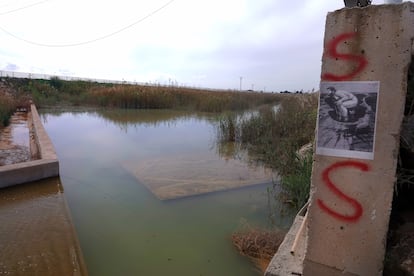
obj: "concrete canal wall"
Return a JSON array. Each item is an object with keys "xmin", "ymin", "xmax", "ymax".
[
  {"xmin": 0, "ymin": 104, "xmax": 59, "ymax": 188},
  {"xmin": 0, "ymin": 106, "xmax": 87, "ymax": 275}
]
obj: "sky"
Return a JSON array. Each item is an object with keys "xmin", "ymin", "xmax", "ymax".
[{"xmin": 0, "ymin": 0, "xmax": 389, "ymax": 92}]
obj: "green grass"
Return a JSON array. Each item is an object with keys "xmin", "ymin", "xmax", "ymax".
[{"xmin": 278, "ymin": 149, "xmax": 313, "ymax": 208}]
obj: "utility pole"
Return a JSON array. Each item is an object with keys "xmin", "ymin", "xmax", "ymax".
[{"xmin": 239, "ymin": 76, "xmax": 243, "ymax": 91}]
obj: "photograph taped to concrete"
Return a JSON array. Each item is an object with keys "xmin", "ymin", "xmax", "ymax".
[{"xmin": 316, "ymin": 81, "xmax": 380, "ymax": 160}]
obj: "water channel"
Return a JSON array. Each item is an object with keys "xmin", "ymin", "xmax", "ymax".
[{"xmin": 39, "ymin": 108, "xmax": 295, "ymax": 276}]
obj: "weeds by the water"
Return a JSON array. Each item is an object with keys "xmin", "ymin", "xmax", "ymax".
[
  {"xmin": 217, "ymin": 113, "xmax": 239, "ymax": 142},
  {"xmin": 217, "ymin": 93, "xmax": 318, "ymax": 210},
  {"xmin": 278, "ymin": 149, "xmax": 313, "ymax": 209},
  {"xmin": 226, "ymin": 94, "xmax": 317, "ymax": 272}
]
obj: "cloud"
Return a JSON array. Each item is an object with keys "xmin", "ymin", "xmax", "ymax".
[
  {"xmin": 0, "ymin": 0, "xmax": 365, "ymax": 91},
  {"xmin": 3, "ymin": 63, "xmax": 19, "ymax": 71}
]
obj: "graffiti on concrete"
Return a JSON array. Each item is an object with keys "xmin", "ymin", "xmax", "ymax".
[
  {"xmin": 317, "ymin": 161, "xmax": 370, "ymax": 222},
  {"xmin": 322, "ymin": 32, "xmax": 368, "ymax": 81},
  {"xmin": 316, "ymin": 81, "xmax": 379, "ymax": 160}
]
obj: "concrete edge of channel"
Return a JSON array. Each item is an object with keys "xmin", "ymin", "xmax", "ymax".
[
  {"xmin": 265, "ymin": 203, "xmax": 308, "ymax": 276},
  {"xmin": 0, "ymin": 105, "xmax": 88, "ymax": 275},
  {"xmin": 0, "ymin": 104, "xmax": 59, "ymax": 188}
]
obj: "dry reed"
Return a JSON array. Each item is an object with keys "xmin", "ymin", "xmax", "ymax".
[{"xmin": 231, "ymin": 226, "xmax": 286, "ymax": 272}]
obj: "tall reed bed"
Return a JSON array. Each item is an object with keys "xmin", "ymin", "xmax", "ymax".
[
  {"xmin": 3, "ymin": 77, "xmax": 282, "ymax": 112},
  {"xmin": 86, "ymin": 85, "xmax": 281, "ymax": 112}
]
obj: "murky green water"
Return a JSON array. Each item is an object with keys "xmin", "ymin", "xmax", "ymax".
[{"xmin": 40, "ymin": 108, "xmax": 294, "ymax": 276}]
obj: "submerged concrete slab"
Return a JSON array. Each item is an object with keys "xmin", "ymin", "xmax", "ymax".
[{"xmin": 123, "ymin": 153, "xmax": 274, "ymax": 200}]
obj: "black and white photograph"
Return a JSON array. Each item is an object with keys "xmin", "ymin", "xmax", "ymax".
[{"xmin": 316, "ymin": 81, "xmax": 380, "ymax": 160}]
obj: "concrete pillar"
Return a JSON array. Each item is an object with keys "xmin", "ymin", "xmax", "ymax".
[{"xmin": 303, "ymin": 3, "xmax": 414, "ymax": 276}]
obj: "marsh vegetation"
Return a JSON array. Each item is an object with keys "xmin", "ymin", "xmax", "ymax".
[
  {"xmin": 217, "ymin": 93, "xmax": 318, "ymax": 210},
  {"xmin": 216, "ymin": 93, "xmax": 318, "ymax": 271},
  {"xmin": 1, "ymin": 76, "xmax": 319, "ymax": 273},
  {"xmin": 2, "ymin": 76, "xmax": 282, "ymax": 112}
]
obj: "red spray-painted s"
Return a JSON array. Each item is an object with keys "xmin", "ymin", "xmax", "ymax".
[
  {"xmin": 317, "ymin": 161, "xmax": 370, "ymax": 223},
  {"xmin": 322, "ymin": 32, "xmax": 368, "ymax": 81}
]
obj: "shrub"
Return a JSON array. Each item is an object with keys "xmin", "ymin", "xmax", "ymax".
[{"xmin": 0, "ymin": 95, "xmax": 16, "ymax": 127}]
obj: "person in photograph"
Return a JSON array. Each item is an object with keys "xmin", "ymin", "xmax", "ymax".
[
  {"xmin": 344, "ymin": 0, "xmax": 371, "ymax": 7},
  {"xmin": 327, "ymin": 86, "xmax": 359, "ymax": 122}
]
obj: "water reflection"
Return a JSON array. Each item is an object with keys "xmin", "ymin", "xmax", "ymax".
[
  {"xmin": 98, "ymin": 108, "xmax": 194, "ymax": 128},
  {"xmin": 42, "ymin": 108, "xmax": 211, "ymax": 130},
  {"xmin": 39, "ymin": 108, "xmax": 294, "ymax": 276}
]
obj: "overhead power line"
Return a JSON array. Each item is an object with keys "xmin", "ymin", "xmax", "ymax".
[
  {"xmin": 0, "ymin": 0, "xmax": 52, "ymax": 16},
  {"xmin": 0, "ymin": 0, "xmax": 175, "ymax": 47}
]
